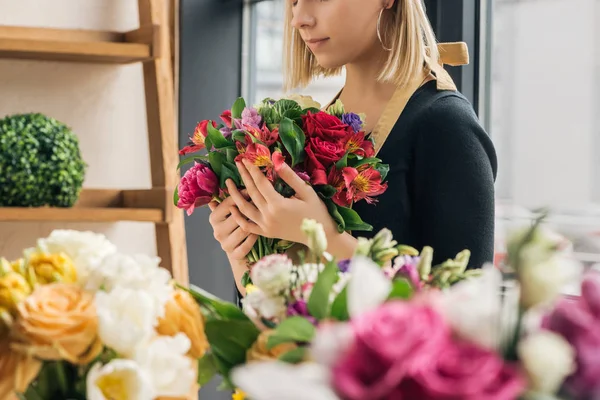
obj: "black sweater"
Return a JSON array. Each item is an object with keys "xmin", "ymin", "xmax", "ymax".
[{"xmin": 352, "ymin": 80, "xmax": 498, "ymax": 269}]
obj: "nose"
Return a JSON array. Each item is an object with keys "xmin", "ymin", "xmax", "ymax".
[{"xmin": 290, "ymin": 2, "xmax": 315, "ymax": 30}]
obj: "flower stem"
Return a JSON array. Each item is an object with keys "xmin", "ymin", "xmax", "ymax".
[{"xmin": 505, "ymin": 307, "xmax": 524, "ymax": 361}]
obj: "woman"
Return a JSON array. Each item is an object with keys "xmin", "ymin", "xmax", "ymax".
[{"xmin": 208, "ymin": 0, "xmax": 497, "ymax": 296}]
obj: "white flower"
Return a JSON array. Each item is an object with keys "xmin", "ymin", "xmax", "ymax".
[
  {"xmin": 96, "ymin": 287, "xmax": 158, "ymax": 357},
  {"xmin": 518, "ymin": 331, "xmax": 576, "ymax": 394},
  {"xmin": 347, "ymin": 256, "xmax": 391, "ymax": 317},
  {"xmin": 134, "ymin": 334, "xmax": 196, "ymax": 398},
  {"xmin": 438, "ymin": 264, "xmax": 505, "ymax": 350},
  {"xmin": 310, "ymin": 322, "xmax": 353, "ymax": 368},
  {"xmin": 251, "ymin": 254, "xmax": 293, "ymax": 295},
  {"xmin": 243, "ymin": 287, "xmax": 287, "ymax": 320},
  {"xmin": 232, "ymin": 361, "xmax": 339, "ymax": 400},
  {"xmin": 284, "ymin": 93, "xmax": 322, "ymax": 110},
  {"xmin": 87, "ymin": 359, "xmax": 155, "ymax": 400},
  {"xmin": 32, "ymin": 229, "xmax": 117, "ymax": 285},
  {"xmin": 301, "ymin": 219, "xmax": 328, "ymax": 257},
  {"xmin": 86, "ymin": 253, "xmax": 173, "ymax": 318},
  {"xmin": 518, "ymin": 245, "xmax": 578, "ymax": 309}
]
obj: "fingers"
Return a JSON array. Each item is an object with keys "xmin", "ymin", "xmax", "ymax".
[
  {"xmin": 241, "ymin": 159, "xmax": 282, "ymax": 203},
  {"xmin": 209, "ymin": 196, "xmax": 237, "ymax": 224},
  {"xmin": 221, "ymin": 226, "xmax": 251, "ymax": 254},
  {"xmin": 225, "ymin": 179, "xmax": 262, "ymax": 223},
  {"xmin": 230, "ymin": 233, "xmax": 258, "ymax": 260},
  {"xmin": 230, "ymin": 206, "xmax": 263, "ymax": 236},
  {"xmin": 236, "ymin": 161, "xmax": 266, "ymax": 210},
  {"xmin": 275, "ymin": 161, "xmax": 312, "ymax": 199},
  {"xmin": 211, "ymin": 215, "xmax": 239, "ymax": 243}
]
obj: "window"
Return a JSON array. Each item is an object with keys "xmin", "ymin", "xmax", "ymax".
[{"xmin": 243, "ymin": 0, "xmax": 345, "ymax": 108}]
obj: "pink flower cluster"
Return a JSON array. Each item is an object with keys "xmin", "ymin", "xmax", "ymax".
[
  {"xmin": 332, "ymin": 301, "xmax": 525, "ymax": 400},
  {"xmin": 543, "ymin": 272, "xmax": 600, "ymax": 398}
]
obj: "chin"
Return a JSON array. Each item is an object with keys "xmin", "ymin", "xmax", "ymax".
[{"xmin": 313, "ymin": 54, "xmax": 345, "ymax": 71}]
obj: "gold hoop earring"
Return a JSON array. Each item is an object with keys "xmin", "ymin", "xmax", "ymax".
[{"xmin": 377, "ymin": 8, "xmax": 392, "ymax": 51}]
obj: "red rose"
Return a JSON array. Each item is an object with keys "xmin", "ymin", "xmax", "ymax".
[
  {"xmin": 307, "ymin": 136, "xmax": 346, "ymax": 168},
  {"xmin": 303, "ymin": 111, "xmax": 352, "ymax": 141}
]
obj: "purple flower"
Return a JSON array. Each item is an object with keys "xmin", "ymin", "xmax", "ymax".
[
  {"xmin": 220, "ymin": 126, "xmax": 232, "ymax": 138},
  {"xmin": 543, "ymin": 271, "xmax": 600, "ymax": 398},
  {"xmin": 342, "ymin": 113, "xmax": 363, "ymax": 133},
  {"xmin": 392, "ymin": 255, "xmax": 422, "ymax": 290},
  {"xmin": 242, "ymin": 107, "xmax": 262, "ymax": 129},
  {"xmin": 338, "ymin": 259, "xmax": 351, "ymax": 273},
  {"xmin": 287, "ymin": 300, "xmax": 317, "ymax": 325}
]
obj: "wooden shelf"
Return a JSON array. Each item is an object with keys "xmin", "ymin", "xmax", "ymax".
[
  {"xmin": 0, "ymin": 188, "xmax": 172, "ymax": 223},
  {"xmin": 0, "ymin": 25, "xmax": 159, "ymax": 64}
]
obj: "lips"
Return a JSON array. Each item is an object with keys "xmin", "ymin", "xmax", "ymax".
[{"xmin": 305, "ymin": 38, "xmax": 330, "ymax": 50}]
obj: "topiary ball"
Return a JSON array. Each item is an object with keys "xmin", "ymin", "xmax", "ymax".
[{"xmin": 0, "ymin": 113, "xmax": 87, "ymax": 207}]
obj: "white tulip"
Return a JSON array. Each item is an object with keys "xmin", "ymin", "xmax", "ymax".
[
  {"xmin": 438, "ymin": 264, "xmax": 505, "ymax": 350},
  {"xmin": 96, "ymin": 287, "xmax": 158, "ymax": 357},
  {"xmin": 347, "ymin": 256, "xmax": 391, "ymax": 318},
  {"xmin": 518, "ymin": 331, "xmax": 576, "ymax": 394},
  {"xmin": 301, "ymin": 218, "xmax": 328, "ymax": 257},
  {"xmin": 87, "ymin": 359, "xmax": 154, "ymax": 400},
  {"xmin": 134, "ymin": 334, "xmax": 196, "ymax": 398}
]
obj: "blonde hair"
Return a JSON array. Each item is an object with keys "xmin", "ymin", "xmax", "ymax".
[{"xmin": 282, "ymin": 0, "xmax": 440, "ymax": 91}]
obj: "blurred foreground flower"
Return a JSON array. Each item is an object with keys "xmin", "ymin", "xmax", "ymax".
[{"xmin": 12, "ymin": 283, "xmax": 102, "ymax": 365}]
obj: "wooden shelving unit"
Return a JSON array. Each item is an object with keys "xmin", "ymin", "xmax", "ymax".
[{"xmin": 0, "ymin": 0, "xmax": 188, "ymax": 285}]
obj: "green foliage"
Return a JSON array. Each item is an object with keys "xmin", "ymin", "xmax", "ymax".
[{"xmin": 0, "ymin": 113, "xmax": 87, "ymax": 207}]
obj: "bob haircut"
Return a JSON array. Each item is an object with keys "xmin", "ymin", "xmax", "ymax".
[{"xmin": 282, "ymin": 0, "xmax": 440, "ymax": 91}]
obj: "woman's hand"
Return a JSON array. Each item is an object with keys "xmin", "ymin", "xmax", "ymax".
[
  {"xmin": 208, "ymin": 195, "xmax": 258, "ymax": 261},
  {"xmin": 225, "ymin": 159, "xmax": 357, "ymax": 259}
]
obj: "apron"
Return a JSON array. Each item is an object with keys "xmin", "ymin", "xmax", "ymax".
[{"xmin": 324, "ymin": 41, "xmax": 470, "ymax": 156}]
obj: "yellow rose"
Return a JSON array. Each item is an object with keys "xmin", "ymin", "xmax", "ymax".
[
  {"xmin": 12, "ymin": 283, "xmax": 102, "ymax": 364},
  {"xmin": 0, "ymin": 272, "xmax": 32, "ymax": 312},
  {"xmin": 24, "ymin": 252, "xmax": 77, "ymax": 285},
  {"xmin": 0, "ymin": 338, "xmax": 42, "ymax": 399},
  {"xmin": 156, "ymin": 289, "xmax": 209, "ymax": 359},
  {"xmin": 246, "ymin": 330, "xmax": 297, "ymax": 362}
]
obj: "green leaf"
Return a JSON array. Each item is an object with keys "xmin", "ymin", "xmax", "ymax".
[
  {"xmin": 278, "ymin": 347, "xmax": 307, "ymax": 364},
  {"xmin": 278, "ymin": 117, "xmax": 306, "ymax": 167},
  {"xmin": 208, "ymin": 151, "xmax": 225, "ymax": 177},
  {"xmin": 336, "ymin": 205, "xmax": 373, "ymax": 232},
  {"xmin": 375, "ymin": 163, "xmax": 390, "ymax": 181},
  {"xmin": 322, "ymin": 197, "xmax": 345, "ymax": 233},
  {"xmin": 330, "ymin": 286, "xmax": 350, "ymax": 321},
  {"xmin": 266, "ymin": 316, "xmax": 316, "ymax": 349},
  {"xmin": 387, "ymin": 278, "xmax": 414, "ymax": 300},
  {"xmin": 180, "ymin": 284, "xmax": 249, "ymax": 321},
  {"xmin": 335, "ymin": 152, "xmax": 349, "ymax": 169},
  {"xmin": 349, "ymin": 156, "xmax": 382, "ymax": 169},
  {"xmin": 197, "ymin": 353, "xmax": 218, "ymax": 386},
  {"xmin": 241, "ymin": 270, "xmax": 252, "ymax": 287},
  {"xmin": 226, "ymin": 147, "xmax": 239, "ymax": 163},
  {"xmin": 207, "ymin": 123, "xmax": 234, "ymax": 149},
  {"xmin": 173, "ymin": 186, "xmax": 179, "ymax": 207},
  {"xmin": 219, "ymin": 161, "xmax": 241, "ymax": 188},
  {"xmin": 177, "ymin": 155, "xmax": 208, "ymax": 170},
  {"xmin": 204, "ymin": 136, "xmax": 213, "ymax": 151},
  {"xmin": 205, "ymin": 319, "xmax": 260, "ymax": 366},
  {"xmin": 232, "ymin": 98, "xmax": 246, "ymax": 119},
  {"xmin": 307, "ymin": 261, "xmax": 339, "ymax": 320},
  {"xmin": 274, "ymin": 99, "xmax": 303, "ymax": 123},
  {"xmin": 314, "ymin": 184, "xmax": 337, "ymax": 199},
  {"xmin": 303, "ymin": 107, "xmax": 321, "ymax": 114},
  {"xmin": 232, "ymin": 129, "xmax": 247, "ymax": 143}
]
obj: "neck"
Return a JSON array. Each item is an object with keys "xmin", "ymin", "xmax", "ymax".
[{"xmin": 341, "ymin": 46, "xmax": 396, "ymax": 103}]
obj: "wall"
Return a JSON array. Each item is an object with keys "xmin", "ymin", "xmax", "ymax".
[{"xmin": 0, "ymin": 0, "xmax": 156, "ymax": 260}]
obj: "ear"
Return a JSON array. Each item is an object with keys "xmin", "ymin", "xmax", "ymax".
[{"xmin": 383, "ymin": 0, "xmax": 395, "ymax": 9}]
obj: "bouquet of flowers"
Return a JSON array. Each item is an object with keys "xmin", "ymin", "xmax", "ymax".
[
  {"xmin": 175, "ymin": 95, "xmax": 389, "ymax": 263},
  {"xmin": 230, "ymin": 212, "xmax": 597, "ymax": 400},
  {"xmin": 184, "ymin": 218, "xmax": 477, "ymax": 394},
  {"xmin": 0, "ymin": 230, "xmax": 209, "ymax": 400}
]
